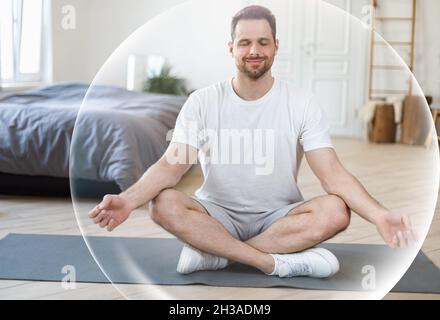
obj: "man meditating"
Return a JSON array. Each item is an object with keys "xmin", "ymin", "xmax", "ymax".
[{"xmin": 89, "ymin": 5, "xmax": 416, "ymax": 278}]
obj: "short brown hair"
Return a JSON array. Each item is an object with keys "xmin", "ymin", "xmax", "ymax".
[{"xmin": 231, "ymin": 5, "xmax": 277, "ymax": 41}]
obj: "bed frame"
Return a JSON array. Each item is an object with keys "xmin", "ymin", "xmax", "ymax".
[{"xmin": 0, "ymin": 172, "xmax": 121, "ymax": 198}]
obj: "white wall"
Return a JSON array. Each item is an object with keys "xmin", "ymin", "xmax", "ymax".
[
  {"xmin": 85, "ymin": 0, "xmax": 188, "ymax": 82},
  {"xmin": 51, "ymin": 0, "xmax": 185, "ymax": 83},
  {"xmin": 50, "ymin": 0, "xmax": 440, "ymax": 101},
  {"xmin": 51, "ymin": 0, "xmax": 91, "ymax": 82}
]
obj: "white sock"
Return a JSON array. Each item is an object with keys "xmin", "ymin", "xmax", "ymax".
[{"xmin": 266, "ymin": 254, "xmax": 279, "ymax": 276}]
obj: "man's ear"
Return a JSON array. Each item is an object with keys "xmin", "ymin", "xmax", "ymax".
[
  {"xmin": 275, "ymin": 39, "xmax": 280, "ymax": 54},
  {"xmin": 228, "ymin": 41, "xmax": 233, "ymax": 56}
]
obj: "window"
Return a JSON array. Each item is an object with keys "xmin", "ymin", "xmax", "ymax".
[{"xmin": 0, "ymin": 0, "xmax": 49, "ymax": 86}]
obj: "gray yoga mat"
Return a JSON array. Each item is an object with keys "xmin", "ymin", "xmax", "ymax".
[{"xmin": 0, "ymin": 233, "xmax": 439, "ymax": 293}]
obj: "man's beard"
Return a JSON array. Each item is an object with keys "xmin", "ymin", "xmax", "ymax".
[{"xmin": 238, "ymin": 57, "xmax": 273, "ymax": 80}]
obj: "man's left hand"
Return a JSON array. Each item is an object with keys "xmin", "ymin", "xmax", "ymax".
[{"xmin": 376, "ymin": 212, "xmax": 418, "ymax": 248}]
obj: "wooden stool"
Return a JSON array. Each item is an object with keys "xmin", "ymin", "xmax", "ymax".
[{"xmin": 368, "ymin": 103, "xmax": 396, "ymax": 143}]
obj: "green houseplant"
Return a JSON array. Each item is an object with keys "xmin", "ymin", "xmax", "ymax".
[{"xmin": 143, "ymin": 64, "xmax": 190, "ymax": 96}]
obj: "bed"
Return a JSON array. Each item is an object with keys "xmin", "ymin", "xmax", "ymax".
[{"xmin": 0, "ymin": 83, "xmax": 187, "ymax": 198}]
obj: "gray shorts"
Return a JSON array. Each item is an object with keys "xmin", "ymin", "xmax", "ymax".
[{"xmin": 191, "ymin": 197, "xmax": 305, "ymax": 241}]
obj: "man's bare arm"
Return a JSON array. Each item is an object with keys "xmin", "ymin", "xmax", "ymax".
[
  {"xmin": 120, "ymin": 142, "xmax": 198, "ymax": 210},
  {"xmin": 88, "ymin": 143, "xmax": 197, "ymax": 231},
  {"xmin": 305, "ymin": 148, "xmax": 386, "ymax": 224},
  {"xmin": 305, "ymin": 148, "xmax": 416, "ymax": 247}
]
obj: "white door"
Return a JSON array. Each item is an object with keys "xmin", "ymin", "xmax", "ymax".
[{"xmin": 299, "ymin": 0, "xmax": 369, "ymax": 137}]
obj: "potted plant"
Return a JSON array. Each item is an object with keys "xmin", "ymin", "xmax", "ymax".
[{"xmin": 143, "ymin": 64, "xmax": 190, "ymax": 96}]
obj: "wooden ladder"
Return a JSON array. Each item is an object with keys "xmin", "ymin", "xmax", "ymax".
[
  {"xmin": 367, "ymin": 0, "xmax": 417, "ymax": 101},
  {"xmin": 366, "ymin": 0, "xmax": 432, "ymax": 146}
]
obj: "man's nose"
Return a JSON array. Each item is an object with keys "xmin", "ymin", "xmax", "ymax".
[{"xmin": 249, "ymin": 44, "xmax": 259, "ymax": 55}]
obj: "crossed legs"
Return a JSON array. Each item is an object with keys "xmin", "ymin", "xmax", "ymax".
[{"xmin": 149, "ymin": 189, "xmax": 350, "ymax": 274}]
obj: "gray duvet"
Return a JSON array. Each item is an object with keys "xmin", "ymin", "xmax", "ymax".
[{"xmin": 0, "ymin": 83, "xmax": 187, "ymax": 190}]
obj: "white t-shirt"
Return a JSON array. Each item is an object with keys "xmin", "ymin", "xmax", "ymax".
[{"xmin": 171, "ymin": 77, "xmax": 333, "ymax": 213}]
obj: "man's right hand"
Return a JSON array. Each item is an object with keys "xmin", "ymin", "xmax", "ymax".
[
  {"xmin": 88, "ymin": 194, "xmax": 134, "ymax": 232},
  {"xmin": 87, "ymin": 142, "xmax": 196, "ymax": 232}
]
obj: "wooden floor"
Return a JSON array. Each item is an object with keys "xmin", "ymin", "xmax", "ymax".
[{"xmin": 0, "ymin": 138, "xmax": 439, "ymax": 300}]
